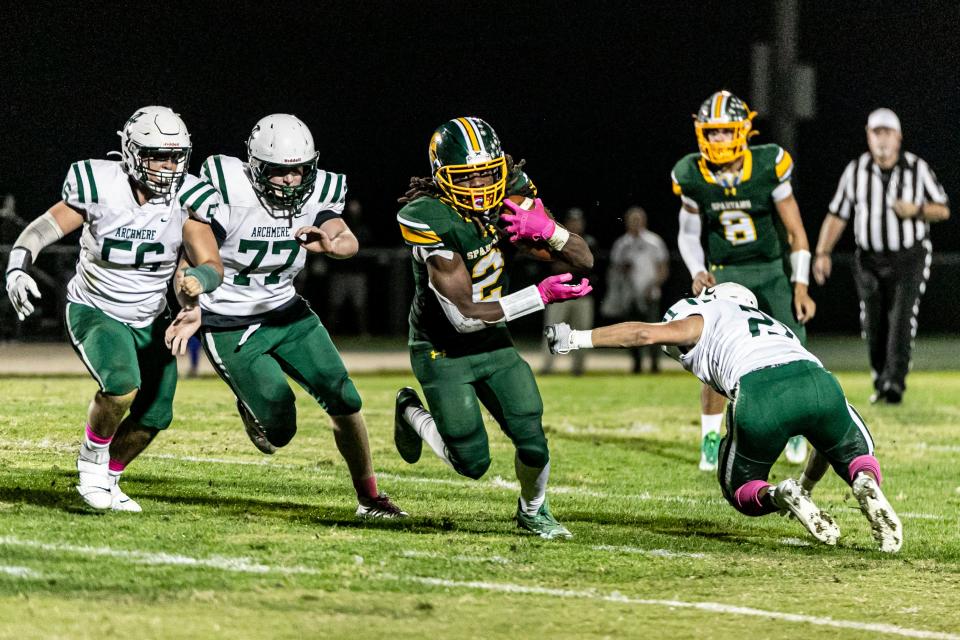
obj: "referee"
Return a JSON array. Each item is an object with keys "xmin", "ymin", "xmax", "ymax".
[{"xmin": 813, "ymin": 108, "xmax": 950, "ymax": 404}]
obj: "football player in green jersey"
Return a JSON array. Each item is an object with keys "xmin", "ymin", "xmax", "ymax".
[
  {"xmin": 671, "ymin": 91, "xmax": 816, "ymax": 472},
  {"xmin": 393, "ymin": 117, "xmax": 594, "ymax": 539}
]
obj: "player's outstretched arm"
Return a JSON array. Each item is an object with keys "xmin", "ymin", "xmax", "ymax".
[
  {"xmin": 5, "ymin": 201, "xmax": 83, "ymax": 321},
  {"xmin": 179, "ymin": 220, "xmax": 224, "ymax": 298},
  {"xmin": 774, "ymin": 194, "xmax": 816, "ymax": 323},
  {"xmin": 294, "ymin": 217, "xmax": 359, "ymax": 259},
  {"xmin": 546, "ymin": 316, "xmax": 703, "ymax": 353}
]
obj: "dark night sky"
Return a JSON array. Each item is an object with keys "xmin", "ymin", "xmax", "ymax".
[{"xmin": 3, "ymin": 0, "xmax": 959, "ymax": 251}]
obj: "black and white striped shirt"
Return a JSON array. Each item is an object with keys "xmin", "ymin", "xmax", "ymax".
[{"xmin": 828, "ymin": 151, "xmax": 948, "ymax": 252}]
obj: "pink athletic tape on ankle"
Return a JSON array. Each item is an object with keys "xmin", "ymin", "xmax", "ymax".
[
  {"xmin": 733, "ymin": 480, "xmax": 772, "ymax": 516},
  {"xmin": 108, "ymin": 459, "xmax": 126, "ymax": 473},
  {"xmin": 354, "ymin": 476, "xmax": 378, "ymax": 499},
  {"xmin": 85, "ymin": 424, "xmax": 112, "ymax": 446},
  {"xmin": 848, "ymin": 455, "xmax": 882, "ymax": 485}
]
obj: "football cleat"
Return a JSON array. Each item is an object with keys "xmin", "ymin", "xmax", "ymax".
[
  {"xmin": 76, "ymin": 443, "xmax": 112, "ymax": 510},
  {"xmin": 394, "ymin": 387, "xmax": 424, "ymax": 464},
  {"xmin": 852, "ymin": 474, "xmax": 903, "ymax": 553},
  {"xmin": 110, "ymin": 478, "xmax": 142, "ymax": 513},
  {"xmin": 699, "ymin": 432, "xmax": 721, "ymax": 472},
  {"xmin": 785, "ymin": 436, "xmax": 808, "ymax": 464},
  {"xmin": 515, "ymin": 498, "xmax": 573, "ymax": 540},
  {"xmin": 356, "ymin": 493, "xmax": 408, "ymax": 519},
  {"xmin": 237, "ymin": 399, "xmax": 276, "ymax": 455},
  {"xmin": 771, "ymin": 478, "xmax": 840, "ymax": 545}
]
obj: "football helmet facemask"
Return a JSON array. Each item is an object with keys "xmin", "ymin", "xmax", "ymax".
[
  {"xmin": 694, "ymin": 91, "xmax": 757, "ymax": 165},
  {"xmin": 247, "ymin": 114, "xmax": 319, "ymax": 214},
  {"xmin": 118, "ymin": 106, "xmax": 192, "ymax": 197},
  {"xmin": 430, "ymin": 117, "xmax": 507, "ymax": 214}
]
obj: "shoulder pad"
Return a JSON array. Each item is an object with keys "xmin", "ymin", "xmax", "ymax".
[
  {"xmin": 311, "ymin": 171, "xmax": 347, "ymax": 208},
  {"xmin": 176, "ymin": 174, "xmax": 221, "ymax": 222},
  {"xmin": 200, "ymin": 155, "xmax": 249, "ymax": 204},
  {"xmin": 62, "ymin": 159, "xmax": 125, "ymax": 207},
  {"xmin": 670, "ymin": 153, "xmax": 701, "ymax": 195},
  {"xmin": 397, "ymin": 197, "xmax": 453, "ymax": 248}
]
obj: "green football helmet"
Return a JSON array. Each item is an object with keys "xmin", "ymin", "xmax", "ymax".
[
  {"xmin": 429, "ymin": 117, "xmax": 507, "ymax": 213},
  {"xmin": 694, "ymin": 90, "xmax": 757, "ymax": 164}
]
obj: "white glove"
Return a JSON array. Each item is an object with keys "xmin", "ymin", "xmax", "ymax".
[
  {"xmin": 5, "ymin": 270, "xmax": 41, "ymax": 321},
  {"xmin": 544, "ymin": 322, "xmax": 574, "ymax": 355}
]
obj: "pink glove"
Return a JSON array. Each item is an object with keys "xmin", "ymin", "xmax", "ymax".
[
  {"xmin": 537, "ymin": 273, "xmax": 593, "ymax": 304},
  {"xmin": 500, "ymin": 197, "xmax": 556, "ymax": 243}
]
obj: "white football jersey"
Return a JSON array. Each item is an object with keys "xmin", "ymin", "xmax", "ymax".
[
  {"xmin": 665, "ymin": 297, "xmax": 821, "ymax": 399},
  {"xmin": 198, "ymin": 155, "xmax": 346, "ymax": 319},
  {"xmin": 63, "ymin": 159, "xmax": 219, "ymax": 327}
]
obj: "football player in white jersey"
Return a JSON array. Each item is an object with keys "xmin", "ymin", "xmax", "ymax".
[
  {"xmin": 546, "ymin": 282, "xmax": 902, "ymax": 552},
  {"xmin": 4, "ymin": 106, "xmax": 224, "ymax": 512},
  {"xmin": 165, "ymin": 114, "xmax": 407, "ymax": 518}
]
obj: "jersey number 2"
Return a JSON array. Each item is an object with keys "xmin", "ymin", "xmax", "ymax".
[{"xmin": 471, "ymin": 249, "xmax": 504, "ymax": 301}]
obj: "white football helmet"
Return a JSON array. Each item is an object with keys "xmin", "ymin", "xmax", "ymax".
[
  {"xmin": 698, "ymin": 282, "xmax": 758, "ymax": 308},
  {"xmin": 118, "ymin": 106, "xmax": 192, "ymax": 197},
  {"xmin": 246, "ymin": 114, "xmax": 319, "ymax": 213}
]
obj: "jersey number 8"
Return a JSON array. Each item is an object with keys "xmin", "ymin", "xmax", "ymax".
[{"xmin": 719, "ymin": 210, "xmax": 758, "ymax": 245}]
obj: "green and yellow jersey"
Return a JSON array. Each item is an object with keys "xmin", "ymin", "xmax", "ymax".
[
  {"xmin": 671, "ymin": 143, "xmax": 794, "ymax": 266},
  {"xmin": 397, "ymin": 172, "xmax": 535, "ymax": 357}
]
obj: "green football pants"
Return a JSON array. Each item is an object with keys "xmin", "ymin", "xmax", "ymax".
[
  {"xmin": 201, "ymin": 312, "xmax": 362, "ymax": 448},
  {"xmin": 410, "ymin": 344, "xmax": 547, "ymax": 479},
  {"xmin": 65, "ymin": 302, "xmax": 177, "ymax": 429},
  {"xmin": 717, "ymin": 360, "xmax": 875, "ymax": 505}
]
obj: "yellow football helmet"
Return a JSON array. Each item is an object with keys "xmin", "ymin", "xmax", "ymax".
[{"xmin": 693, "ymin": 91, "xmax": 758, "ymax": 165}]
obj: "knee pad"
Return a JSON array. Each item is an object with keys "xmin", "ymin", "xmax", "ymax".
[
  {"xmin": 453, "ymin": 453, "xmax": 491, "ymax": 480},
  {"xmin": 258, "ymin": 389, "xmax": 298, "ymax": 448},
  {"xmin": 324, "ymin": 376, "xmax": 363, "ymax": 417},
  {"xmin": 515, "ymin": 439, "xmax": 550, "ymax": 470}
]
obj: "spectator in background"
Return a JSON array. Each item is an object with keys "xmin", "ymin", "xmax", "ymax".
[
  {"xmin": 541, "ymin": 208, "xmax": 597, "ymax": 375},
  {"xmin": 601, "ymin": 206, "xmax": 669, "ymax": 373},
  {"xmin": 327, "ymin": 199, "xmax": 372, "ymax": 335}
]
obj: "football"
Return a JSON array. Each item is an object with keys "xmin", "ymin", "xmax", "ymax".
[{"xmin": 500, "ymin": 195, "xmax": 554, "ymax": 261}]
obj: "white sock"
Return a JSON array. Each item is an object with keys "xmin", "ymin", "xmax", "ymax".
[
  {"xmin": 515, "ymin": 455, "xmax": 550, "ymax": 516},
  {"xmin": 403, "ymin": 405, "xmax": 453, "ymax": 468},
  {"xmin": 701, "ymin": 414, "xmax": 723, "ymax": 439}
]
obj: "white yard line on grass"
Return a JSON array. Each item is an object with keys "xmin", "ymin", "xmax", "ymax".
[
  {"xmin": 390, "ymin": 575, "xmax": 960, "ymax": 640},
  {"xmin": 0, "ymin": 565, "xmax": 41, "ymax": 578},
  {"xmin": 0, "ymin": 536, "xmax": 319, "ymax": 576},
  {"xmin": 1, "ymin": 440, "xmax": 947, "ymax": 520},
  {"xmin": 401, "ymin": 550, "xmax": 510, "ymax": 564},
  {"xmin": 591, "ymin": 544, "xmax": 706, "ymax": 559}
]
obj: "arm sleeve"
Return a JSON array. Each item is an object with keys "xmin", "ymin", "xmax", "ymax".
[
  {"xmin": 828, "ymin": 161, "xmax": 856, "ymax": 220},
  {"xmin": 677, "ymin": 209, "xmax": 707, "ymax": 278},
  {"xmin": 6, "ymin": 211, "xmax": 64, "ymax": 273},
  {"xmin": 917, "ymin": 158, "xmax": 949, "ymax": 205}
]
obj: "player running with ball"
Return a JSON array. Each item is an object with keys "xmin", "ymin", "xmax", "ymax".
[{"xmin": 546, "ymin": 282, "xmax": 902, "ymax": 552}]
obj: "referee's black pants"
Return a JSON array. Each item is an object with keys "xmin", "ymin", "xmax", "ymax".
[{"xmin": 853, "ymin": 241, "xmax": 931, "ymax": 396}]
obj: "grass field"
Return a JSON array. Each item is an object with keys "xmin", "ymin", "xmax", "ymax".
[{"xmin": 2, "ymin": 371, "xmax": 959, "ymax": 639}]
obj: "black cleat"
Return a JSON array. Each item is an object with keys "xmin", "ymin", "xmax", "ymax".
[
  {"xmin": 237, "ymin": 399, "xmax": 276, "ymax": 455},
  {"xmin": 394, "ymin": 387, "xmax": 424, "ymax": 464}
]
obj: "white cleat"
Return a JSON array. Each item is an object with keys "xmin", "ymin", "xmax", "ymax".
[
  {"xmin": 110, "ymin": 479, "xmax": 142, "ymax": 513},
  {"xmin": 784, "ymin": 436, "xmax": 808, "ymax": 464},
  {"xmin": 76, "ymin": 443, "xmax": 112, "ymax": 510},
  {"xmin": 772, "ymin": 478, "xmax": 840, "ymax": 545},
  {"xmin": 852, "ymin": 474, "xmax": 903, "ymax": 553}
]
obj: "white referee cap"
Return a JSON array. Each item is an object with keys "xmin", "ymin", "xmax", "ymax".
[{"xmin": 867, "ymin": 108, "xmax": 901, "ymax": 133}]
